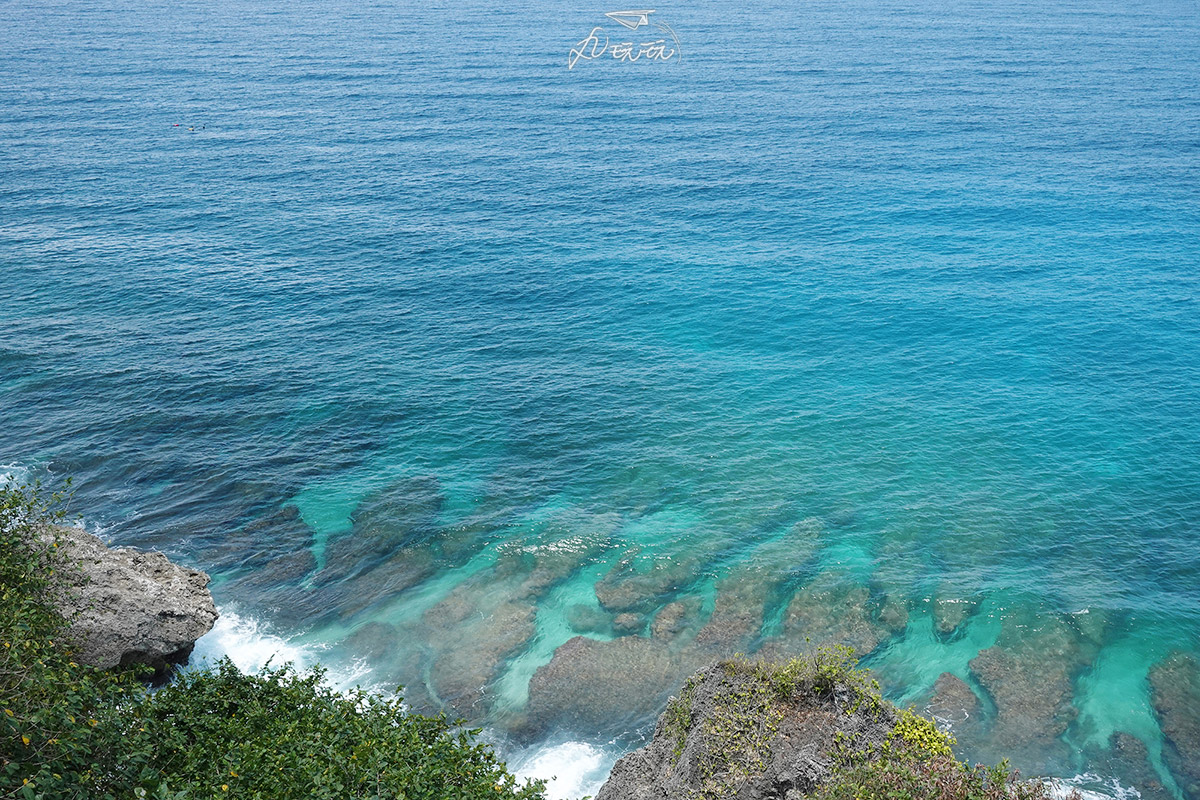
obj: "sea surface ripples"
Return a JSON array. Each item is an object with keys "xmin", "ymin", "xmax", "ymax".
[{"xmin": 3, "ymin": 0, "xmax": 1200, "ymax": 797}]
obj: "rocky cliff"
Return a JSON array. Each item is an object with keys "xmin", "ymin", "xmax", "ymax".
[
  {"xmin": 53, "ymin": 526, "xmax": 218, "ymax": 676},
  {"xmin": 596, "ymin": 652, "xmax": 900, "ymax": 800}
]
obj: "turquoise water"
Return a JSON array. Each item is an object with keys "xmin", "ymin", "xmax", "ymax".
[{"xmin": 3, "ymin": 0, "xmax": 1200, "ymax": 796}]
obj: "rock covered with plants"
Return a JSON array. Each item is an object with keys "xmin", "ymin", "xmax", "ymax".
[{"xmin": 596, "ymin": 648, "xmax": 1075, "ymax": 800}]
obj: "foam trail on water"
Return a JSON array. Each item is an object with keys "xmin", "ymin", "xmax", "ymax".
[
  {"xmin": 511, "ymin": 741, "xmax": 617, "ymax": 800},
  {"xmin": 1046, "ymin": 774, "xmax": 1142, "ymax": 800}
]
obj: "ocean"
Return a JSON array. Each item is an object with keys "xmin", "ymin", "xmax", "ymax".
[{"xmin": 2, "ymin": 0, "xmax": 1199, "ymax": 797}]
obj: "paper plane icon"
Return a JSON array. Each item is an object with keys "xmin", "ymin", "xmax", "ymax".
[{"xmin": 605, "ymin": 10, "xmax": 655, "ymax": 29}]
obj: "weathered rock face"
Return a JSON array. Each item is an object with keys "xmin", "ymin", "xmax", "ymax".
[
  {"xmin": 595, "ymin": 661, "xmax": 897, "ymax": 800},
  {"xmin": 55, "ymin": 527, "xmax": 218, "ymax": 675}
]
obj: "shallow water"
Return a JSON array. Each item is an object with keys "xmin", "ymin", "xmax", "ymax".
[{"xmin": 3, "ymin": 0, "xmax": 1200, "ymax": 797}]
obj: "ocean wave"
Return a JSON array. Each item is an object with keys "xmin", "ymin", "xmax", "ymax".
[
  {"xmin": 510, "ymin": 740, "xmax": 618, "ymax": 800},
  {"xmin": 191, "ymin": 609, "xmax": 372, "ymax": 691}
]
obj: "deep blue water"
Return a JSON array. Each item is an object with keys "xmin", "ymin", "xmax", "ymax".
[{"xmin": 3, "ymin": 0, "xmax": 1200, "ymax": 797}]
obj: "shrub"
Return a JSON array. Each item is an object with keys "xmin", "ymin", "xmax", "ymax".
[
  {"xmin": 815, "ymin": 751, "xmax": 1069, "ymax": 800},
  {"xmin": 131, "ymin": 659, "xmax": 546, "ymax": 800},
  {"xmin": 720, "ymin": 645, "xmax": 883, "ymax": 712},
  {"xmin": 890, "ymin": 707, "xmax": 955, "ymax": 759},
  {"xmin": 0, "ymin": 480, "xmax": 149, "ymax": 798},
  {"xmin": 819, "ymin": 703, "xmax": 1078, "ymax": 800}
]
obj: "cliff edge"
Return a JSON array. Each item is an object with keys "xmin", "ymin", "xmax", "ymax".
[{"xmin": 596, "ymin": 650, "xmax": 897, "ymax": 800}]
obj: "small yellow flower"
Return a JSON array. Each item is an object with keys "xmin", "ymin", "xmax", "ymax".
[
  {"xmin": 21, "ymin": 736, "xmax": 30, "ymax": 746},
  {"xmin": 221, "ymin": 785, "xmax": 229, "ymax": 792}
]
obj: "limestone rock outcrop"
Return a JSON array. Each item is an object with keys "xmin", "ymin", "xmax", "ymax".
[{"xmin": 55, "ymin": 527, "xmax": 218, "ymax": 675}]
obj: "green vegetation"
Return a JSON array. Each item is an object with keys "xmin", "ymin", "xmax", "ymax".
[
  {"xmin": 815, "ymin": 674, "xmax": 1076, "ymax": 800},
  {"xmin": 816, "ymin": 750, "xmax": 1066, "ymax": 800},
  {"xmin": 0, "ymin": 483, "xmax": 547, "ymax": 800},
  {"xmin": 889, "ymin": 707, "xmax": 956, "ymax": 759},
  {"xmin": 664, "ymin": 674, "xmax": 699, "ymax": 762},
  {"xmin": 753, "ymin": 645, "xmax": 882, "ymax": 711}
]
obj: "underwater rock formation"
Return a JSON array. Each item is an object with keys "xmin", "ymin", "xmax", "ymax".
[
  {"xmin": 1079, "ymin": 732, "xmax": 1174, "ymax": 800},
  {"xmin": 932, "ymin": 594, "xmax": 976, "ymax": 636},
  {"xmin": 426, "ymin": 589, "xmax": 537, "ymax": 718},
  {"xmin": 765, "ymin": 570, "xmax": 888, "ymax": 659},
  {"xmin": 596, "ymin": 549, "xmax": 704, "ymax": 614},
  {"xmin": 926, "ymin": 672, "xmax": 980, "ymax": 733},
  {"xmin": 525, "ymin": 635, "xmax": 691, "ymax": 738},
  {"xmin": 1150, "ymin": 653, "xmax": 1200, "ymax": 800},
  {"xmin": 690, "ymin": 573, "xmax": 776, "ymax": 653},
  {"xmin": 652, "ymin": 599, "xmax": 700, "ymax": 641},
  {"xmin": 967, "ymin": 615, "xmax": 1085, "ymax": 770},
  {"xmin": 316, "ymin": 475, "xmax": 444, "ymax": 585}
]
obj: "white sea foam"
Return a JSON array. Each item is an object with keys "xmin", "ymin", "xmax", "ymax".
[
  {"xmin": 191, "ymin": 610, "xmax": 314, "ymax": 672},
  {"xmin": 0, "ymin": 463, "xmax": 30, "ymax": 486},
  {"xmin": 1046, "ymin": 773, "xmax": 1142, "ymax": 800},
  {"xmin": 191, "ymin": 609, "xmax": 373, "ymax": 692},
  {"xmin": 511, "ymin": 740, "xmax": 617, "ymax": 800}
]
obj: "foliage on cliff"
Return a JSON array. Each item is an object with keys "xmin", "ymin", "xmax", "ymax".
[
  {"xmin": 601, "ymin": 648, "xmax": 1077, "ymax": 800},
  {"xmin": 0, "ymin": 483, "xmax": 546, "ymax": 800},
  {"xmin": 817, "ymin": 708, "xmax": 1068, "ymax": 800}
]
